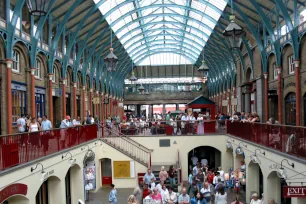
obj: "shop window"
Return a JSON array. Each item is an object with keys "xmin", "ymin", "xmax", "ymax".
[
  {"xmin": 52, "ymin": 66, "xmax": 56, "ymax": 83},
  {"xmin": 12, "ymin": 89, "xmax": 26, "ymax": 124},
  {"xmin": 35, "ymin": 59, "xmax": 42, "ymax": 78},
  {"xmin": 12, "ymin": 50, "xmax": 20, "ymax": 72},
  {"xmin": 36, "ymin": 179, "xmax": 48, "ymax": 204},
  {"xmin": 285, "ymin": 92, "xmax": 296, "ymax": 126},
  {"xmin": 36, "ymin": 93, "xmax": 46, "ymax": 118},
  {"xmin": 288, "ymin": 55, "xmax": 294, "ymax": 74},
  {"xmin": 273, "ymin": 63, "xmax": 278, "ymax": 79}
]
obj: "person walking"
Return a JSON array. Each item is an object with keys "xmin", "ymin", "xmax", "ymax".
[
  {"xmin": 168, "ymin": 165, "xmax": 177, "ymax": 189},
  {"xmin": 152, "ymin": 187, "xmax": 163, "ymax": 204},
  {"xmin": 215, "ymin": 186, "xmax": 227, "ymax": 204},
  {"xmin": 17, "ymin": 115, "xmax": 26, "ymax": 133},
  {"xmin": 127, "ymin": 195, "xmax": 137, "ymax": 204},
  {"xmin": 28, "ymin": 117, "xmax": 41, "ymax": 148},
  {"xmin": 132, "ymin": 182, "xmax": 143, "ymax": 204},
  {"xmin": 159, "ymin": 166, "xmax": 169, "ymax": 184},
  {"xmin": 109, "ymin": 184, "xmax": 117, "ymax": 204},
  {"xmin": 250, "ymin": 193, "xmax": 261, "ymax": 204},
  {"xmin": 144, "ymin": 168, "xmax": 156, "ymax": 185}
]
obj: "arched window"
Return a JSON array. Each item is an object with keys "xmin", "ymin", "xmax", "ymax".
[
  {"xmin": 52, "ymin": 66, "xmax": 56, "ymax": 83},
  {"xmin": 12, "ymin": 50, "xmax": 20, "ymax": 72},
  {"xmin": 35, "ymin": 59, "xmax": 41, "ymax": 78},
  {"xmin": 285, "ymin": 92, "xmax": 296, "ymax": 125}
]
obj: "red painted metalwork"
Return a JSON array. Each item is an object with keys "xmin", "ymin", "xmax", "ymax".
[
  {"xmin": 227, "ymin": 122, "xmax": 306, "ymax": 158},
  {"xmin": 0, "ymin": 124, "xmax": 97, "ymax": 170},
  {"xmin": 0, "ymin": 183, "xmax": 28, "ymax": 203}
]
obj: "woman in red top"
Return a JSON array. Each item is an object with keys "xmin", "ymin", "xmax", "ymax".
[{"xmin": 142, "ymin": 184, "xmax": 149, "ymax": 199}]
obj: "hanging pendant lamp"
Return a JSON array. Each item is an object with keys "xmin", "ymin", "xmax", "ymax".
[
  {"xmin": 138, "ymin": 66, "xmax": 145, "ymax": 94},
  {"xmin": 26, "ymin": 0, "xmax": 52, "ymax": 16},
  {"xmin": 129, "ymin": 61, "xmax": 138, "ymax": 82}
]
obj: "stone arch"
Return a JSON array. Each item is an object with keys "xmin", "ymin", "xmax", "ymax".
[
  {"xmin": 187, "ymin": 145, "xmax": 222, "ymax": 173},
  {"xmin": 77, "ymin": 71, "xmax": 82, "ymax": 90},
  {"xmin": 68, "ymin": 163, "xmax": 84, "ymax": 204},
  {"xmin": 53, "ymin": 60, "xmax": 62, "ymax": 86},
  {"xmin": 3, "ymin": 194, "xmax": 30, "ymax": 204},
  {"xmin": 36, "ymin": 52, "xmax": 47, "ymax": 80},
  {"xmin": 0, "ymin": 35, "xmax": 5, "ymax": 59},
  {"xmin": 281, "ymin": 43, "xmax": 294, "ymax": 77},
  {"xmin": 266, "ymin": 171, "xmax": 283, "ymax": 204},
  {"xmin": 267, "ymin": 52, "xmax": 277, "ymax": 81},
  {"xmin": 12, "ymin": 41, "xmax": 30, "ymax": 75},
  {"xmin": 33, "ymin": 175, "xmax": 62, "ymax": 204},
  {"xmin": 246, "ymin": 160, "xmax": 264, "ymax": 200},
  {"xmin": 245, "ymin": 67, "xmax": 252, "ymax": 82},
  {"xmin": 86, "ymin": 75, "xmax": 90, "ymax": 90},
  {"xmin": 66, "ymin": 66, "xmax": 73, "ymax": 93}
]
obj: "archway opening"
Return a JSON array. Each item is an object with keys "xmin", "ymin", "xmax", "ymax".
[
  {"xmin": 247, "ymin": 162, "xmax": 263, "ymax": 201},
  {"xmin": 188, "ymin": 146, "xmax": 221, "ymax": 175},
  {"xmin": 3, "ymin": 195, "xmax": 29, "ymax": 204},
  {"xmin": 267, "ymin": 171, "xmax": 291, "ymax": 204}
]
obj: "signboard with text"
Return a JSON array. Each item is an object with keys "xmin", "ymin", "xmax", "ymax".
[
  {"xmin": 93, "ymin": 97, "xmax": 100, "ymax": 104},
  {"xmin": 283, "ymin": 186, "xmax": 306, "ymax": 198},
  {"xmin": 0, "ymin": 183, "xmax": 28, "ymax": 203}
]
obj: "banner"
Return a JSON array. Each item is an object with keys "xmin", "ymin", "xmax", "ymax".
[{"xmin": 283, "ymin": 186, "xmax": 306, "ymax": 198}]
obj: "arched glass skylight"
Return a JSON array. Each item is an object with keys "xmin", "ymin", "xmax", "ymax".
[
  {"xmin": 94, "ymin": 0, "xmax": 227, "ymax": 65},
  {"xmin": 139, "ymin": 53, "xmax": 193, "ymax": 66}
]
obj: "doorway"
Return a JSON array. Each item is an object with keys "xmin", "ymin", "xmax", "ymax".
[
  {"xmin": 53, "ymin": 96, "xmax": 60, "ymax": 127},
  {"xmin": 66, "ymin": 94, "xmax": 71, "ymax": 117},
  {"xmin": 77, "ymin": 97, "xmax": 81, "ymax": 117},
  {"xmin": 101, "ymin": 158, "xmax": 112, "ymax": 185}
]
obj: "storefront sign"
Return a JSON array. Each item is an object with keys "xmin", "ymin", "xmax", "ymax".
[
  {"xmin": 0, "ymin": 183, "xmax": 28, "ymax": 203},
  {"xmin": 222, "ymin": 100, "xmax": 228, "ymax": 106},
  {"xmin": 283, "ymin": 186, "xmax": 306, "ymax": 198},
  {"xmin": 53, "ymin": 88, "xmax": 62, "ymax": 97},
  {"xmin": 11, "ymin": 83, "xmax": 26, "ymax": 91},
  {"xmin": 118, "ymin": 103, "xmax": 123, "ymax": 107},
  {"xmin": 93, "ymin": 97, "xmax": 100, "ymax": 104},
  {"xmin": 35, "ymin": 87, "xmax": 46, "ymax": 94},
  {"xmin": 231, "ymin": 98, "xmax": 238, "ymax": 105}
]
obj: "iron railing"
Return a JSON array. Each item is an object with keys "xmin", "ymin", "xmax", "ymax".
[
  {"xmin": 0, "ymin": 124, "xmax": 97, "ymax": 170},
  {"xmin": 104, "ymin": 120, "xmax": 216, "ymax": 136},
  {"xmin": 226, "ymin": 121, "xmax": 306, "ymax": 159},
  {"xmin": 101, "ymin": 126, "xmax": 152, "ymax": 167}
]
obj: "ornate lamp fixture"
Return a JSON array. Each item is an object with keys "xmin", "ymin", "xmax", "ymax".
[
  {"xmin": 223, "ymin": 0, "xmax": 245, "ymax": 50},
  {"xmin": 138, "ymin": 84, "xmax": 145, "ymax": 94},
  {"xmin": 198, "ymin": 50, "xmax": 209, "ymax": 83},
  {"xmin": 104, "ymin": 2, "xmax": 118, "ymax": 72},
  {"xmin": 235, "ymin": 142, "xmax": 247, "ymax": 155},
  {"xmin": 129, "ymin": 61, "xmax": 138, "ymax": 82},
  {"xmin": 26, "ymin": 0, "xmax": 52, "ymax": 16},
  {"xmin": 277, "ymin": 159, "xmax": 295, "ymax": 179}
]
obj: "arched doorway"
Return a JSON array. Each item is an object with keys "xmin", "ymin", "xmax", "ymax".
[
  {"xmin": 69, "ymin": 164, "xmax": 83, "ymax": 204},
  {"xmin": 247, "ymin": 162, "xmax": 263, "ymax": 201},
  {"xmin": 35, "ymin": 175, "xmax": 62, "ymax": 204},
  {"xmin": 101, "ymin": 158, "xmax": 112, "ymax": 185},
  {"xmin": 2, "ymin": 195, "xmax": 29, "ymax": 204},
  {"xmin": 187, "ymin": 146, "xmax": 221, "ymax": 174},
  {"xmin": 285, "ymin": 92, "xmax": 296, "ymax": 125},
  {"xmin": 267, "ymin": 171, "xmax": 291, "ymax": 204}
]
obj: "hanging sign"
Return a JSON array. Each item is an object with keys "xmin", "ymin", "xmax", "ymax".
[
  {"xmin": 222, "ymin": 100, "xmax": 228, "ymax": 106},
  {"xmin": 283, "ymin": 186, "xmax": 306, "ymax": 198},
  {"xmin": 93, "ymin": 97, "xmax": 100, "ymax": 104},
  {"xmin": 0, "ymin": 183, "xmax": 28, "ymax": 203},
  {"xmin": 231, "ymin": 98, "xmax": 238, "ymax": 105}
]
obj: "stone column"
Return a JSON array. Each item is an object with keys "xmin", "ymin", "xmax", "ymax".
[
  {"xmin": 101, "ymin": 93, "xmax": 104, "ymax": 122},
  {"xmin": 30, "ymin": 68, "xmax": 36, "ymax": 118},
  {"xmin": 62, "ymin": 79, "xmax": 67, "ymax": 117},
  {"xmin": 228, "ymin": 89, "xmax": 231, "ymax": 114},
  {"xmin": 237, "ymin": 87, "xmax": 242, "ymax": 113},
  {"xmin": 73, "ymin": 83, "xmax": 77, "ymax": 118},
  {"xmin": 294, "ymin": 60, "xmax": 301, "ymax": 126},
  {"xmin": 276, "ymin": 67, "xmax": 282, "ymax": 124},
  {"xmin": 89, "ymin": 89, "xmax": 93, "ymax": 116},
  {"xmin": 264, "ymin": 73, "xmax": 269, "ymax": 122},
  {"xmin": 49, "ymin": 74, "xmax": 54, "ymax": 124},
  {"xmin": 82, "ymin": 86, "xmax": 86, "ymax": 118},
  {"xmin": 6, "ymin": 60, "xmax": 13, "ymax": 134},
  {"xmin": 256, "ymin": 76, "xmax": 264, "ymax": 121},
  {"xmin": 244, "ymin": 85, "xmax": 251, "ymax": 114}
]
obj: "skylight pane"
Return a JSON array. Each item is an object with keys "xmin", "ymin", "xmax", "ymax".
[{"xmin": 94, "ymin": 0, "xmax": 227, "ymax": 66}]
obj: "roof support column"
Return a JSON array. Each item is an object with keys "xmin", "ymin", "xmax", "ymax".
[
  {"xmin": 294, "ymin": 60, "xmax": 301, "ymax": 126},
  {"xmin": 276, "ymin": 68, "xmax": 282, "ymax": 124},
  {"xmin": 263, "ymin": 73, "xmax": 269, "ymax": 123}
]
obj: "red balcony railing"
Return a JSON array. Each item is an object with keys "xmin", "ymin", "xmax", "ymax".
[
  {"xmin": 227, "ymin": 121, "xmax": 306, "ymax": 158},
  {"xmin": 0, "ymin": 124, "xmax": 97, "ymax": 170},
  {"xmin": 103, "ymin": 120, "xmax": 216, "ymax": 136}
]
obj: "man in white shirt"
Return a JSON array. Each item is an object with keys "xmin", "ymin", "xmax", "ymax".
[
  {"xmin": 217, "ymin": 167, "xmax": 225, "ymax": 182},
  {"xmin": 166, "ymin": 187, "xmax": 177, "ymax": 204},
  {"xmin": 191, "ymin": 155, "xmax": 198, "ymax": 166},
  {"xmin": 200, "ymin": 182, "xmax": 211, "ymax": 202},
  {"xmin": 16, "ymin": 115, "xmax": 26, "ymax": 133},
  {"xmin": 60, "ymin": 116, "xmax": 72, "ymax": 128},
  {"xmin": 72, "ymin": 116, "xmax": 82, "ymax": 126},
  {"xmin": 213, "ymin": 172, "xmax": 220, "ymax": 185}
]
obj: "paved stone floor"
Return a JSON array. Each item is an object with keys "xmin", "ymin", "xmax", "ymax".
[{"xmin": 86, "ymin": 187, "xmax": 246, "ymax": 204}]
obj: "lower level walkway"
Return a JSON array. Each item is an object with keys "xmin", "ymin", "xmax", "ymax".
[{"xmin": 86, "ymin": 187, "xmax": 246, "ymax": 204}]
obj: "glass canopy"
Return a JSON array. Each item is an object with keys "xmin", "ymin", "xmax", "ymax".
[{"xmin": 94, "ymin": 0, "xmax": 227, "ymax": 65}]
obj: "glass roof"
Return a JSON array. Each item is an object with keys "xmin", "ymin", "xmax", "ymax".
[{"xmin": 94, "ymin": 0, "xmax": 227, "ymax": 65}]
